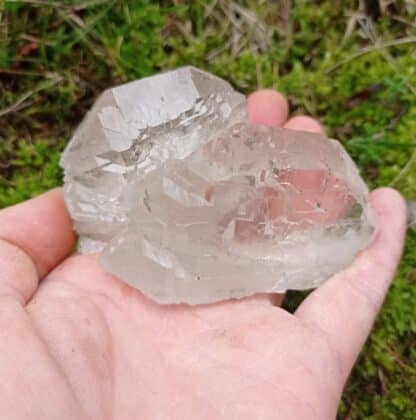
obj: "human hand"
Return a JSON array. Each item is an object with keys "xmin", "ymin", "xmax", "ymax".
[{"xmin": 0, "ymin": 90, "xmax": 407, "ymax": 420}]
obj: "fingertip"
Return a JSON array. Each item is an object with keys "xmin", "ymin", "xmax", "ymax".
[
  {"xmin": 34, "ymin": 187, "xmax": 77, "ymax": 252},
  {"xmin": 40, "ymin": 188, "xmax": 74, "ymax": 227},
  {"xmin": 367, "ymin": 188, "xmax": 407, "ymax": 256},
  {"xmin": 370, "ymin": 187, "xmax": 406, "ymax": 216},
  {"xmin": 247, "ymin": 89, "xmax": 289, "ymax": 127},
  {"xmin": 284, "ymin": 115, "xmax": 325, "ymax": 133},
  {"xmin": 0, "ymin": 188, "xmax": 77, "ymax": 278}
]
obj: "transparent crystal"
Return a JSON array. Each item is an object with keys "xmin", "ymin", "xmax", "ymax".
[{"xmin": 61, "ymin": 66, "xmax": 375, "ymax": 304}]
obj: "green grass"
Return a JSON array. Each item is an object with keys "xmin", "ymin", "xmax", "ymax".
[{"xmin": 1, "ymin": 0, "xmax": 416, "ymax": 417}]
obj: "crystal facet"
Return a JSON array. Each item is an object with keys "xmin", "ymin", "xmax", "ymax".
[{"xmin": 61, "ymin": 66, "xmax": 375, "ymax": 304}]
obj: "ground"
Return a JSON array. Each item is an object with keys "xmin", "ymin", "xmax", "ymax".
[{"xmin": 1, "ymin": 1, "xmax": 416, "ymax": 418}]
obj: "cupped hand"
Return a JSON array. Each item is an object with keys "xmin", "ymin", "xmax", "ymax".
[{"xmin": 0, "ymin": 90, "xmax": 407, "ymax": 420}]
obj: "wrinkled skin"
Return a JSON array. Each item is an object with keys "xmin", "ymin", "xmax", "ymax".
[{"xmin": 0, "ymin": 91, "xmax": 407, "ymax": 420}]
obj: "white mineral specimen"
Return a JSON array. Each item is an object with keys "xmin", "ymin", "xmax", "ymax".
[{"xmin": 61, "ymin": 66, "xmax": 375, "ymax": 304}]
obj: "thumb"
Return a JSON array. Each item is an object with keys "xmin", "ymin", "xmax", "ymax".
[{"xmin": 295, "ymin": 188, "xmax": 407, "ymax": 382}]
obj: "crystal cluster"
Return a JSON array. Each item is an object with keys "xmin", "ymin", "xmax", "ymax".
[{"xmin": 61, "ymin": 66, "xmax": 375, "ymax": 304}]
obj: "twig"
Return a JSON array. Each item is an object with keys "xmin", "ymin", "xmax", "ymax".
[
  {"xmin": 4, "ymin": 0, "xmax": 60, "ymax": 6},
  {"xmin": 0, "ymin": 68, "xmax": 44, "ymax": 76},
  {"xmin": 355, "ymin": 18, "xmax": 416, "ymax": 95},
  {"xmin": 4, "ymin": 0, "xmax": 109, "ymax": 9},
  {"xmin": 326, "ymin": 36, "xmax": 416, "ymax": 73},
  {"xmin": 0, "ymin": 91, "xmax": 34, "ymax": 117},
  {"xmin": 70, "ymin": 0, "xmax": 112, "ymax": 11},
  {"xmin": 205, "ymin": 38, "xmax": 233, "ymax": 61},
  {"xmin": 389, "ymin": 146, "xmax": 416, "ymax": 187},
  {"xmin": 204, "ymin": 0, "xmax": 220, "ymax": 19},
  {"xmin": 392, "ymin": 15, "xmax": 416, "ymax": 28},
  {"xmin": 0, "ymin": 75, "xmax": 62, "ymax": 118}
]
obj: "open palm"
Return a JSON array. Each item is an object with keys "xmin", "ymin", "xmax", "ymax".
[{"xmin": 0, "ymin": 91, "xmax": 406, "ymax": 420}]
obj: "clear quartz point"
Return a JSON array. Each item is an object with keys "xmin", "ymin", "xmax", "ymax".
[{"xmin": 61, "ymin": 66, "xmax": 376, "ymax": 304}]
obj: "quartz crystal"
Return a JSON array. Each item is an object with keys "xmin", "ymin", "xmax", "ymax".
[{"xmin": 61, "ymin": 66, "xmax": 375, "ymax": 304}]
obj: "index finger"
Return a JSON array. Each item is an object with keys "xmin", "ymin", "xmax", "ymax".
[{"xmin": 0, "ymin": 189, "xmax": 76, "ymax": 302}]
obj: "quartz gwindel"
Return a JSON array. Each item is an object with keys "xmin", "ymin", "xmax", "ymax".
[{"xmin": 61, "ymin": 66, "xmax": 375, "ymax": 304}]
